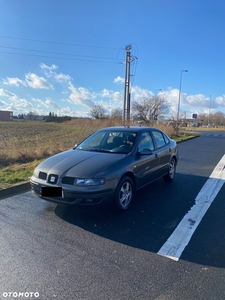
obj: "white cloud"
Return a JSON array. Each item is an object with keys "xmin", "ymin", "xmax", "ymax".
[
  {"xmin": 59, "ymin": 106, "xmax": 75, "ymax": 116},
  {"xmin": 16, "ymin": 98, "xmax": 33, "ymax": 109},
  {"xmin": 32, "ymin": 97, "xmax": 59, "ymax": 109},
  {"xmin": 162, "ymin": 89, "xmax": 179, "ymax": 105},
  {"xmin": 40, "ymin": 63, "xmax": 72, "ymax": 83},
  {"xmin": 113, "ymin": 76, "xmax": 124, "ymax": 84},
  {"xmin": 130, "ymin": 86, "xmax": 154, "ymax": 102},
  {"xmin": 100, "ymin": 88, "xmax": 123, "ymax": 102},
  {"xmin": 55, "ymin": 73, "xmax": 72, "ymax": 82},
  {"xmin": 184, "ymin": 94, "xmax": 209, "ymax": 107},
  {"xmin": 2, "ymin": 73, "xmax": 53, "ymax": 90},
  {"xmin": 25, "ymin": 73, "xmax": 53, "ymax": 89},
  {"xmin": 3, "ymin": 77, "xmax": 26, "ymax": 87},
  {"xmin": 0, "ymin": 88, "xmax": 16, "ymax": 98},
  {"xmin": 215, "ymin": 95, "xmax": 225, "ymax": 108},
  {"xmin": 68, "ymin": 82, "xmax": 96, "ymax": 107},
  {"xmin": 40, "ymin": 63, "xmax": 58, "ymax": 73},
  {"xmin": 45, "ymin": 98, "xmax": 60, "ymax": 108},
  {"xmin": 5, "ymin": 96, "xmax": 33, "ymax": 114}
]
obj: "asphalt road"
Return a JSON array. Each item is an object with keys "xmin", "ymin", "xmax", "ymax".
[{"xmin": 1, "ymin": 131, "xmax": 225, "ymax": 300}]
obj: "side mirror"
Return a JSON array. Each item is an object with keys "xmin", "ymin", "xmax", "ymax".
[
  {"xmin": 138, "ymin": 148, "xmax": 152, "ymax": 155},
  {"xmin": 74, "ymin": 143, "xmax": 80, "ymax": 149}
]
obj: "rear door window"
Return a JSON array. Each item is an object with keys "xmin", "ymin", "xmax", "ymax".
[{"xmin": 152, "ymin": 131, "xmax": 166, "ymax": 148}]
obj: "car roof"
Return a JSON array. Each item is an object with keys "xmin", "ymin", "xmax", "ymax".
[{"xmin": 98, "ymin": 126, "xmax": 161, "ymax": 132}]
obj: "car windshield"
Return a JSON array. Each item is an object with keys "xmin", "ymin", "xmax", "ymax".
[{"xmin": 77, "ymin": 130, "xmax": 137, "ymax": 154}]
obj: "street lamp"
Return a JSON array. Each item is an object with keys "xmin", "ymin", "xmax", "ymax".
[{"xmin": 177, "ymin": 70, "xmax": 188, "ymax": 130}]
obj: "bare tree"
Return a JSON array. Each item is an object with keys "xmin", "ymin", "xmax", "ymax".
[
  {"xmin": 132, "ymin": 96, "xmax": 170, "ymax": 124},
  {"xmin": 110, "ymin": 108, "xmax": 122, "ymax": 120},
  {"xmin": 198, "ymin": 113, "xmax": 208, "ymax": 126},
  {"xmin": 212, "ymin": 111, "xmax": 225, "ymax": 126},
  {"xmin": 197, "ymin": 112, "xmax": 225, "ymax": 127},
  {"xmin": 88, "ymin": 104, "xmax": 106, "ymax": 119}
]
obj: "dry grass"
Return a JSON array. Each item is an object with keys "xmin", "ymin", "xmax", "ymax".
[{"xmin": 0, "ymin": 119, "xmax": 176, "ymax": 168}]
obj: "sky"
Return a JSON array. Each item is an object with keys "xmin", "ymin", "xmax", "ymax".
[{"xmin": 0, "ymin": 0, "xmax": 225, "ymax": 119}]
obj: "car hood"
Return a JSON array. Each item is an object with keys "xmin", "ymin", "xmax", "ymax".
[{"xmin": 36, "ymin": 149, "xmax": 126, "ymax": 177}]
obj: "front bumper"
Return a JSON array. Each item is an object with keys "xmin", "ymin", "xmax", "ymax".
[{"xmin": 30, "ymin": 179, "xmax": 115, "ymax": 206}]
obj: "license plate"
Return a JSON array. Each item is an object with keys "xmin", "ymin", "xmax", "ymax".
[{"xmin": 41, "ymin": 186, "xmax": 63, "ymax": 197}]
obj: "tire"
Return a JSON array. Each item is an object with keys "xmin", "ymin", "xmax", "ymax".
[
  {"xmin": 114, "ymin": 176, "xmax": 134, "ymax": 211},
  {"xmin": 163, "ymin": 157, "xmax": 176, "ymax": 181}
]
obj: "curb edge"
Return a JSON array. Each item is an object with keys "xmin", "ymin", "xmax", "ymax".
[{"xmin": 0, "ymin": 182, "xmax": 30, "ymax": 199}]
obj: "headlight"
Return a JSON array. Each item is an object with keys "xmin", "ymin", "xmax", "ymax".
[
  {"xmin": 74, "ymin": 178, "xmax": 105, "ymax": 186},
  {"xmin": 32, "ymin": 168, "xmax": 39, "ymax": 178}
]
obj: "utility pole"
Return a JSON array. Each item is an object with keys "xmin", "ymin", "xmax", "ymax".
[
  {"xmin": 176, "ymin": 69, "xmax": 188, "ymax": 132},
  {"xmin": 123, "ymin": 45, "xmax": 137, "ymax": 124},
  {"xmin": 208, "ymin": 95, "xmax": 211, "ymax": 127}
]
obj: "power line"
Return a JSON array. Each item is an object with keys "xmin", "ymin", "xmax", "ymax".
[
  {"xmin": 0, "ymin": 35, "xmax": 123, "ymax": 64},
  {"xmin": 0, "ymin": 50, "xmax": 122, "ymax": 64},
  {"xmin": 0, "ymin": 45, "xmax": 118, "ymax": 61},
  {"xmin": 0, "ymin": 35, "xmax": 119, "ymax": 50}
]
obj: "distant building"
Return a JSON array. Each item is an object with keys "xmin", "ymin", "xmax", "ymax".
[{"xmin": 0, "ymin": 110, "xmax": 13, "ymax": 121}]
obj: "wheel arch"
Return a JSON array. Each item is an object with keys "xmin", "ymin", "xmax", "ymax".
[
  {"xmin": 118, "ymin": 171, "xmax": 137, "ymax": 191},
  {"xmin": 171, "ymin": 154, "xmax": 178, "ymax": 165},
  {"xmin": 113, "ymin": 172, "xmax": 136, "ymax": 211}
]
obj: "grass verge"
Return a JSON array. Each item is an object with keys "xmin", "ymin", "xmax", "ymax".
[
  {"xmin": 173, "ymin": 131, "xmax": 201, "ymax": 142},
  {"xmin": 0, "ymin": 160, "xmax": 43, "ymax": 189}
]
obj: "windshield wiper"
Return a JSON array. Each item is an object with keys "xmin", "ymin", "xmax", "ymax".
[{"xmin": 88, "ymin": 148, "xmax": 110, "ymax": 153}]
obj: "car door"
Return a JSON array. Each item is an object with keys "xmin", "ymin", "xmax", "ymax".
[
  {"xmin": 135, "ymin": 131, "xmax": 160, "ymax": 188},
  {"xmin": 151, "ymin": 130, "xmax": 171, "ymax": 175}
]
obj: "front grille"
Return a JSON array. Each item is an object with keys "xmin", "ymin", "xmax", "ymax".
[
  {"xmin": 62, "ymin": 176, "xmax": 74, "ymax": 185},
  {"xmin": 38, "ymin": 171, "xmax": 47, "ymax": 180}
]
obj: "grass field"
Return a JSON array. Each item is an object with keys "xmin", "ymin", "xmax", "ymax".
[
  {"xmin": 0, "ymin": 119, "xmax": 100, "ymax": 167},
  {"xmin": 0, "ymin": 119, "xmax": 105, "ymax": 188},
  {"xmin": 0, "ymin": 119, "xmax": 197, "ymax": 188}
]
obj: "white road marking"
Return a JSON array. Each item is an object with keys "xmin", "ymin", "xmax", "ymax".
[{"xmin": 158, "ymin": 154, "xmax": 225, "ymax": 261}]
